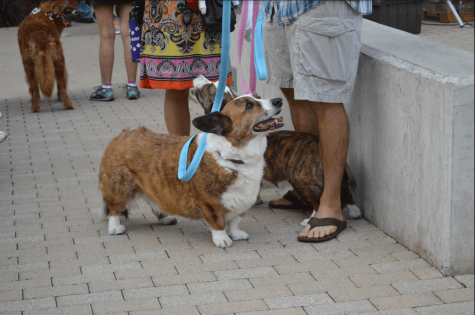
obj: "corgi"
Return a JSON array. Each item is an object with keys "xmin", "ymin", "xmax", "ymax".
[
  {"xmin": 191, "ymin": 76, "xmax": 362, "ymax": 225},
  {"xmin": 99, "ymin": 94, "xmax": 283, "ymax": 248}
]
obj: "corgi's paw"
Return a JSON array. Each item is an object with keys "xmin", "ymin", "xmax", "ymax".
[
  {"xmin": 212, "ymin": 229, "xmax": 233, "ymax": 248},
  {"xmin": 159, "ymin": 216, "xmax": 178, "ymax": 225},
  {"xmin": 229, "ymin": 229, "xmax": 249, "ymax": 241},
  {"xmin": 109, "ymin": 225, "xmax": 126, "ymax": 235}
]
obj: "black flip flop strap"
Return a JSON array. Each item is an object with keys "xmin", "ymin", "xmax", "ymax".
[{"xmin": 307, "ymin": 217, "xmax": 346, "ymax": 230}]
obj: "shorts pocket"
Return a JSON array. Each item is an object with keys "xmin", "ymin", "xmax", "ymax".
[{"xmin": 296, "ymin": 16, "xmax": 357, "ymax": 82}]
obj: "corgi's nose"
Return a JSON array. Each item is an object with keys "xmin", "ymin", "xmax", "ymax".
[{"xmin": 271, "ymin": 98, "xmax": 283, "ymax": 107}]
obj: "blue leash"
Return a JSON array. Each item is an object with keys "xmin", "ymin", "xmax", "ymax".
[
  {"xmin": 178, "ymin": 1, "xmax": 231, "ymax": 182},
  {"xmin": 254, "ymin": 1, "xmax": 267, "ymax": 80}
]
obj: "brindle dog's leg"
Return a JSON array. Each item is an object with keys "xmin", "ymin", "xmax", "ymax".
[{"xmin": 201, "ymin": 206, "xmax": 232, "ymax": 248}]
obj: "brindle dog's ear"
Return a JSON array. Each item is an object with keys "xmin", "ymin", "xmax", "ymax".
[
  {"xmin": 252, "ymin": 93, "xmax": 261, "ymax": 99},
  {"xmin": 192, "ymin": 112, "xmax": 232, "ymax": 135}
]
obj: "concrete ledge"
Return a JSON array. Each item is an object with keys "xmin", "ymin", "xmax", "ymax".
[{"xmin": 348, "ymin": 20, "xmax": 474, "ymax": 276}]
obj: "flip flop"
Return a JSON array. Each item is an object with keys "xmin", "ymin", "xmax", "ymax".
[
  {"xmin": 268, "ymin": 190, "xmax": 313, "ymax": 210},
  {"xmin": 297, "ymin": 217, "xmax": 347, "ymax": 243}
]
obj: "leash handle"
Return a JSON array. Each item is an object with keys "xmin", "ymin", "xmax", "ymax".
[
  {"xmin": 178, "ymin": 0, "xmax": 231, "ymax": 182},
  {"xmin": 254, "ymin": 1, "xmax": 267, "ymax": 80}
]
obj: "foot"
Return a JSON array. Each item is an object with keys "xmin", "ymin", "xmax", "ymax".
[
  {"xmin": 90, "ymin": 86, "xmax": 115, "ymax": 101},
  {"xmin": 159, "ymin": 216, "xmax": 178, "ymax": 225},
  {"xmin": 269, "ymin": 190, "xmax": 313, "ymax": 210},
  {"xmin": 298, "ymin": 205, "xmax": 344, "ymax": 240},
  {"xmin": 123, "ymin": 84, "xmax": 140, "ymax": 100},
  {"xmin": 229, "ymin": 228, "xmax": 249, "ymax": 241},
  {"xmin": 211, "ymin": 229, "xmax": 233, "ymax": 248}
]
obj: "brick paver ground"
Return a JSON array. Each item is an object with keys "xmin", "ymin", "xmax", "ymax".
[{"xmin": 0, "ymin": 20, "xmax": 473, "ymax": 315}]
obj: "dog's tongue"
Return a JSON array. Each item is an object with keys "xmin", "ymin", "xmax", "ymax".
[{"xmin": 267, "ymin": 117, "xmax": 284, "ymax": 125}]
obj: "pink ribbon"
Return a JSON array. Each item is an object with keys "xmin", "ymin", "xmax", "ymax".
[{"xmin": 237, "ymin": 1, "xmax": 259, "ymax": 94}]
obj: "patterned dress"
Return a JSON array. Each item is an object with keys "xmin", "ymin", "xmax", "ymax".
[{"xmin": 139, "ymin": 0, "xmax": 233, "ymax": 90}]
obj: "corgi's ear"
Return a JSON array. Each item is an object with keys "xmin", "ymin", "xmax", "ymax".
[{"xmin": 192, "ymin": 112, "xmax": 232, "ymax": 135}]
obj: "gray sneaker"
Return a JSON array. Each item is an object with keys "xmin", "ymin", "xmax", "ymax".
[
  {"xmin": 123, "ymin": 84, "xmax": 140, "ymax": 100},
  {"xmin": 90, "ymin": 86, "xmax": 115, "ymax": 101}
]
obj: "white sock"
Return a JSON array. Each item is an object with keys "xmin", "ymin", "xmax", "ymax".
[
  {"xmin": 102, "ymin": 84, "xmax": 112, "ymax": 89},
  {"xmin": 127, "ymin": 82, "xmax": 137, "ymax": 87}
]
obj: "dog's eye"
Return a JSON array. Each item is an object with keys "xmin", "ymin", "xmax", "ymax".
[{"xmin": 246, "ymin": 102, "xmax": 254, "ymax": 110}]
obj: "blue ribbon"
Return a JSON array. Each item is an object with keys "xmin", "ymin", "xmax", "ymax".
[
  {"xmin": 254, "ymin": 1, "xmax": 267, "ymax": 80},
  {"xmin": 178, "ymin": 1, "xmax": 231, "ymax": 182}
]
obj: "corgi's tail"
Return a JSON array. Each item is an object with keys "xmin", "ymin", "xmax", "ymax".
[{"xmin": 34, "ymin": 51, "xmax": 55, "ymax": 98}]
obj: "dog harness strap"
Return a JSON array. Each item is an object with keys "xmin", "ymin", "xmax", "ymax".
[
  {"xmin": 254, "ymin": 1, "xmax": 267, "ymax": 80},
  {"xmin": 178, "ymin": 134, "xmax": 208, "ymax": 182},
  {"xmin": 178, "ymin": 1, "xmax": 231, "ymax": 182}
]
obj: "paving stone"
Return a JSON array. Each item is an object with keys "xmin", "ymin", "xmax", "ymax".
[
  {"xmin": 328, "ymin": 284, "xmax": 400, "ymax": 302},
  {"xmin": 235, "ymin": 308, "xmax": 307, "ymax": 315},
  {"xmin": 454, "ymin": 274, "xmax": 474, "ymax": 288},
  {"xmin": 236, "ymin": 255, "xmax": 298, "ymax": 269},
  {"xmin": 92, "ymin": 298, "xmax": 162, "ymax": 314},
  {"xmin": 81, "ymin": 262, "xmax": 143, "ymax": 275},
  {"xmin": 200, "ymin": 251, "xmax": 261, "ymax": 263},
  {"xmin": 115, "ymin": 265, "xmax": 178, "ymax": 280},
  {"xmin": 351, "ymin": 244, "xmax": 408, "ymax": 256},
  {"xmin": 310, "ymin": 265, "xmax": 377, "ymax": 280},
  {"xmin": 0, "ymin": 278, "xmax": 52, "ymax": 291},
  {"xmin": 333, "ymin": 254, "xmax": 398, "ymax": 267},
  {"xmin": 288, "ymin": 278, "xmax": 357, "ymax": 295},
  {"xmin": 357, "ymin": 308, "xmax": 418, "ymax": 315},
  {"xmin": 414, "ymin": 300, "xmax": 474, "ymax": 315},
  {"xmin": 89, "ymin": 278, "xmax": 154, "ymax": 293},
  {"xmin": 370, "ymin": 292, "xmax": 443, "ymax": 311},
  {"xmin": 198, "ymin": 300, "xmax": 268, "ymax": 315},
  {"xmin": 250, "ymin": 272, "xmax": 316, "ymax": 288},
  {"xmin": 433, "ymin": 287, "xmax": 474, "ymax": 303},
  {"xmin": 187, "ymin": 279, "xmax": 253, "ymax": 294},
  {"xmin": 122, "ymin": 285, "xmax": 189, "ymax": 300},
  {"xmin": 56, "ymin": 290, "xmax": 124, "ymax": 306},
  {"xmin": 273, "ymin": 260, "xmax": 339, "ymax": 275},
  {"xmin": 214, "ymin": 266, "xmax": 278, "ymax": 280},
  {"xmin": 371, "ymin": 259, "xmax": 431, "ymax": 274},
  {"xmin": 23, "ymin": 305, "xmax": 93, "ymax": 315},
  {"xmin": 53, "ymin": 271, "xmax": 116, "ymax": 286},
  {"xmin": 264, "ymin": 293, "xmax": 333, "ymax": 309},
  {"xmin": 24, "ymin": 283, "xmax": 89, "ymax": 299},
  {"xmin": 0, "ymin": 290, "xmax": 22, "ymax": 303},
  {"xmin": 391, "ymin": 251, "xmax": 420, "ymax": 261},
  {"xmin": 411, "ymin": 267, "xmax": 444, "ymax": 280},
  {"xmin": 152, "ymin": 272, "xmax": 217, "ymax": 286},
  {"xmin": 159, "ymin": 292, "xmax": 228, "ymax": 308},
  {"xmin": 0, "ymin": 297, "xmax": 56, "ymax": 312},
  {"xmin": 392, "ymin": 277, "xmax": 463, "ymax": 294},
  {"xmin": 350, "ymin": 271, "xmax": 419, "ymax": 287},
  {"xmin": 130, "ymin": 306, "xmax": 201, "ymax": 315},
  {"xmin": 225, "ymin": 286, "xmax": 293, "ymax": 302},
  {"xmin": 108, "ymin": 251, "xmax": 168, "ymax": 264},
  {"xmin": 304, "ymin": 300, "xmax": 377, "ymax": 315},
  {"xmin": 176, "ymin": 261, "xmax": 239, "ymax": 274}
]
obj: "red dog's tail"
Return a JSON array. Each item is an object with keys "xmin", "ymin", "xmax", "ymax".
[{"xmin": 34, "ymin": 50, "xmax": 55, "ymax": 99}]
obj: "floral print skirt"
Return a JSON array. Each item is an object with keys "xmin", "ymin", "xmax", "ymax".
[{"xmin": 139, "ymin": 0, "xmax": 232, "ymax": 90}]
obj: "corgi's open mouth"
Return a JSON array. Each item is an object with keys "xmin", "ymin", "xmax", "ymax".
[{"xmin": 253, "ymin": 116, "xmax": 284, "ymax": 132}]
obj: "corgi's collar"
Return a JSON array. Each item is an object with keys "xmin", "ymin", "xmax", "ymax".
[
  {"xmin": 217, "ymin": 151, "xmax": 244, "ymax": 165},
  {"xmin": 31, "ymin": 8, "xmax": 68, "ymax": 26}
]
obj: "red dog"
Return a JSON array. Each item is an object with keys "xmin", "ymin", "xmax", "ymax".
[{"xmin": 18, "ymin": 0, "xmax": 77, "ymax": 112}]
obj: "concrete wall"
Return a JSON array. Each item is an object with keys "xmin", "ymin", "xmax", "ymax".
[{"xmin": 229, "ymin": 14, "xmax": 474, "ymax": 276}]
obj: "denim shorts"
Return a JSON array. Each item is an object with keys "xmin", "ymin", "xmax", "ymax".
[{"xmin": 263, "ymin": 1, "xmax": 363, "ymax": 104}]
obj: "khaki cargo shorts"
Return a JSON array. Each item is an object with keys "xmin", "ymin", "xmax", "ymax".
[{"xmin": 263, "ymin": 1, "xmax": 363, "ymax": 104}]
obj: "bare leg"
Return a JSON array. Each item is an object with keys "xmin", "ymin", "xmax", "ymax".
[
  {"xmin": 270, "ymin": 88, "xmax": 319, "ymax": 207},
  {"xmin": 298, "ymin": 101, "xmax": 349, "ymax": 239},
  {"xmin": 93, "ymin": 5, "xmax": 115, "ymax": 85},
  {"xmin": 116, "ymin": 4, "xmax": 138, "ymax": 83},
  {"xmin": 164, "ymin": 89, "xmax": 191, "ymax": 136}
]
